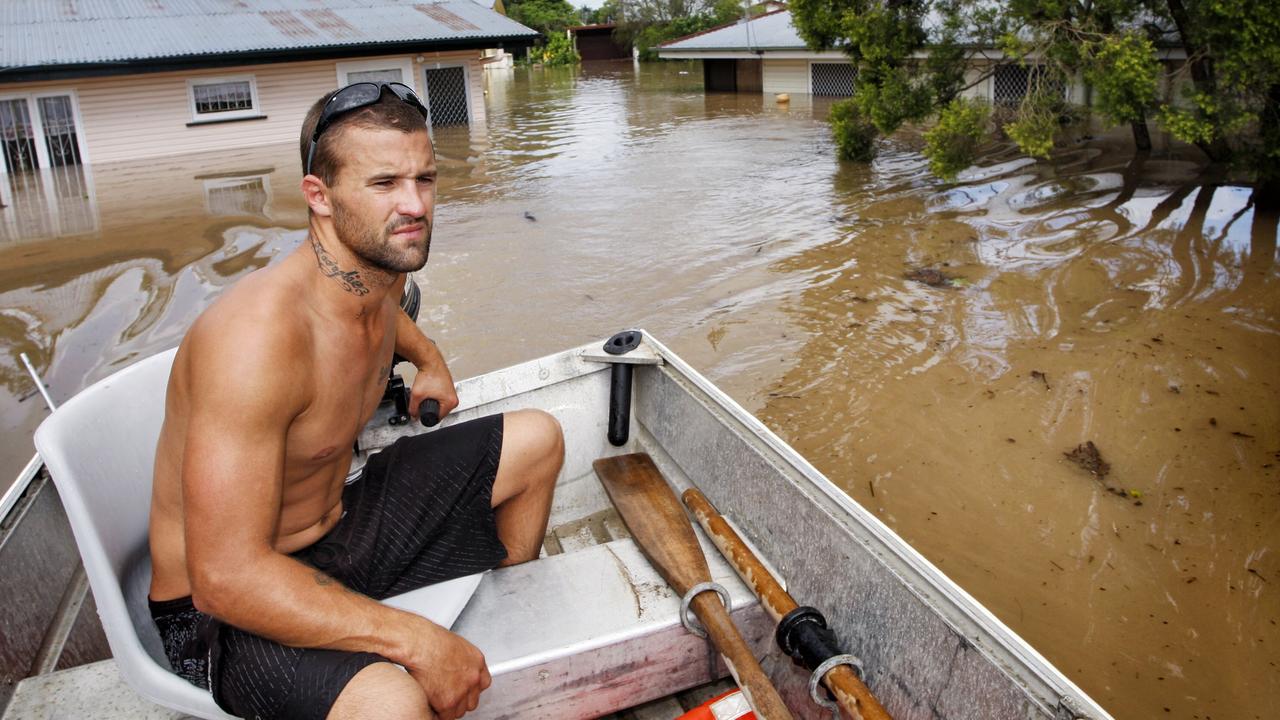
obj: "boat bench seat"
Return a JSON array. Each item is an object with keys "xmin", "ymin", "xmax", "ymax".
[{"xmin": 449, "ymin": 535, "xmax": 771, "ymax": 719}]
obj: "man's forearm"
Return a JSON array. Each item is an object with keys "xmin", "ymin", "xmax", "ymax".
[
  {"xmin": 394, "ymin": 308, "xmax": 444, "ymax": 372},
  {"xmin": 193, "ymin": 550, "xmax": 434, "ymax": 665}
]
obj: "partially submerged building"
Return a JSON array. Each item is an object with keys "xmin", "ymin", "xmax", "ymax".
[
  {"xmin": 0, "ymin": 0, "xmax": 538, "ymax": 175},
  {"xmin": 657, "ymin": 10, "xmax": 1002, "ymax": 100},
  {"xmin": 658, "ymin": 10, "xmax": 1187, "ymax": 106},
  {"xmin": 568, "ymin": 24, "xmax": 632, "ymax": 61}
]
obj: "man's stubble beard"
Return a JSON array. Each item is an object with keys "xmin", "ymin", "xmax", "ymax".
[{"xmin": 332, "ymin": 197, "xmax": 432, "ymax": 275}]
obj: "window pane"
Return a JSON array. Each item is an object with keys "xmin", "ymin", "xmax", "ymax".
[
  {"xmin": 347, "ymin": 69, "xmax": 403, "ymax": 85},
  {"xmin": 0, "ymin": 98, "xmax": 38, "ymax": 171},
  {"xmin": 193, "ymin": 81, "xmax": 254, "ymax": 114}
]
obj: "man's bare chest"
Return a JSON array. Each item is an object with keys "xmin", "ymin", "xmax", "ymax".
[{"xmin": 284, "ymin": 331, "xmax": 396, "ymax": 473}]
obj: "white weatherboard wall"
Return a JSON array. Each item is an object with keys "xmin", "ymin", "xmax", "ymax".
[
  {"xmin": 762, "ymin": 59, "xmax": 809, "ymax": 95},
  {"xmin": 0, "ymin": 51, "xmax": 483, "ymax": 166}
]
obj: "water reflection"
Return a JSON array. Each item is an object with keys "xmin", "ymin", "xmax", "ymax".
[
  {"xmin": 0, "ymin": 63, "xmax": 1275, "ymax": 720},
  {"xmin": 0, "ymin": 164, "xmax": 99, "ymax": 242}
]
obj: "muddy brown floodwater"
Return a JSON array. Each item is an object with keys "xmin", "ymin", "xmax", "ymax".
[{"xmin": 1, "ymin": 62, "xmax": 1275, "ymax": 719}]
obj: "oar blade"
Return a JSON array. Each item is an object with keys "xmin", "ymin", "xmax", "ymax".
[{"xmin": 593, "ymin": 453, "xmax": 710, "ymax": 596}]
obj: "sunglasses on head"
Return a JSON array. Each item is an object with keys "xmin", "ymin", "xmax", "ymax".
[{"xmin": 305, "ymin": 82, "xmax": 430, "ymax": 176}]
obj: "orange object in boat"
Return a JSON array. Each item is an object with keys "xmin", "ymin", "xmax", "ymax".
[{"xmin": 676, "ymin": 689, "xmax": 756, "ymax": 720}]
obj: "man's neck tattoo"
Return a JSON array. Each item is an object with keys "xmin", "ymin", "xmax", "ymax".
[{"xmin": 311, "ymin": 236, "xmax": 369, "ymax": 296}]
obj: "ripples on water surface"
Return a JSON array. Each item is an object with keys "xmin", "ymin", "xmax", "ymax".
[{"xmin": 0, "ymin": 62, "xmax": 1275, "ymax": 719}]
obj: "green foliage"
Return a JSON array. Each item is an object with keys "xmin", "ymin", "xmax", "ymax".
[
  {"xmin": 853, "ymin": 68, "xmax": 931, "ymax": 134},
  {"xmin": 621, "ymin": 0, "xmax": 747, "ymax": 61},
  {"xmin": 536, "ymin": 32, "xmax": 581, "ymax": 65},
  {"xmin": 1003, "ymin": 111, "xmax": 1057, "ymax": 159},
  {"xmin": 924, "ymin": 99, "xmax": 989, "ymax": 178},
  {"xmin": 829, "ymin": 98, "xmax": 879, "ymax": 161},
  {"xmin": 581, "ymin": 0, "xmax": 621, "ymax": 24},
  {"xmin": 507, "ymin": 0, "xmax": 580, "ymax": 36},
  {"xmin": 788, "ymin": 0, "xmax": 850, "ymax": 50},
  {"xmin": 830, "ymin": 100, "xmax": 878, "ymax": 162},
  {"xmin": 1085, "ymin": 33, "xmax": 1158, "ymax": 125},
  {"xmin": 791, "ymin": 0, "xmax": 1280, "ymax": 190},
  {"xmin": 630, "ymin": 15, "xmax": 711, "ymax": 59}
]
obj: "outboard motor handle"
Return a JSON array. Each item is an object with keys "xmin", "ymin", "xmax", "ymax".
[
  {"xmin": 419, "ymin": 399, "xmax": 441, "ymax": 427},
  {"xmin": 604, "ymin": 330, "xmax": 642, "ymax": 446}
]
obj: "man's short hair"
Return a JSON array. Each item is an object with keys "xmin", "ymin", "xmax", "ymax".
[{"xmin": 300, "ymin": 86, "xmax": 430, "ymax": 186}]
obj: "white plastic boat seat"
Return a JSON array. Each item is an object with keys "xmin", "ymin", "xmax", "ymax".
[{"xmin": 451, "ymin": 535, "xmax": 772, "ymax": 720}]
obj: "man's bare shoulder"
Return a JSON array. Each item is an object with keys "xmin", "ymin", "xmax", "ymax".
[{"xmin": 177, "ymin": 265, "xmax": 313, "ymax": 410}]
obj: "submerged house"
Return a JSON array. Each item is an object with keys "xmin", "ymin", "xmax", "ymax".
[
  {"xmin": 657, "ymin": 10, "xmax": 1014, "ymax": 101},
  {"xmin": 658, "ymin": 9, "xmax": 1187, "ymax": 106},
  {"xmin": 0, "ymin": 0, "xmax": 538, "ymax": 175}
]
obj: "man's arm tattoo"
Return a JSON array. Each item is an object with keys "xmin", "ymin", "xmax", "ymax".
[
  {"xmin": 311, "ymin": 236, "xmax": 369, "ymax": 296},
  {"xmin": 313, "ymin": 570, "xmax": 361, "ymax": 595}
]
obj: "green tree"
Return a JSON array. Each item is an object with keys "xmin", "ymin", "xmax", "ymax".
[
  {"xmin": 535, "ymin": 32, "xmax": 582, "ymax": 65},
  {"xmin": 790, "ymin": 0, "xmax": 1280, "ymax": 195},
  {"xmin": 619, "ymin": 0, "xmax": 746, "ymax": 59},
  {"xmin": 507, "ymin": 0, "xmax": 581, "ymax": 36},
  {"xmin": 581, "ymin": 0, "xmax": 622, "ymax": 24}
]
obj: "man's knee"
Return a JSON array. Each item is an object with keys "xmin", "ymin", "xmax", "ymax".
[
  {"xmin": 328, "ymin": 662, "xmax": 431, "ymax": 720},
  {"xmin": 512, "ymin": 409, "xmax": 564, "ymax": 474}
]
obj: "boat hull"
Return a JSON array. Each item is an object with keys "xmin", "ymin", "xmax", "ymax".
[{"xmin": 3, "ymin": 334, "xmax": 1110, "ymax": 720}]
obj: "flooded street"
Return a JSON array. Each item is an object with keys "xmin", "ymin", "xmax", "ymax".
[{"xmin": 2, "ymin": 62, "xmax": 1276, "ymax": 719}]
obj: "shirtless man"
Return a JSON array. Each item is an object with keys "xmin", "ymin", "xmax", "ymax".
[{"xmin": 146, "ymin": 83, "xmax": 563, "ymax": 720}]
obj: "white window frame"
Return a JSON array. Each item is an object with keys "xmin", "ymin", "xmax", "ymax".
[
  {"xmin": 420, "ymin": 60, "xmax": 473, "ymax": 130},
  {"xmin": 186, "ymin": 74, "xmax": 262, "ymax": 124},
  {"xmin": 336, "ymin": 58, "xmax": 417, "ymax": 94},
  {"xmin": 0, "ymin": 89, "xmax": 91, "ymax": 175}
]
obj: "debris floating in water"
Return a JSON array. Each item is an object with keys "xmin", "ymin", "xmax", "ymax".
[
  {"xmin": 523, "ymin": 211, "xmax": 537, "ymax": 222},
  {"xmin": 1065, "ymin": 441, "xmax": 1110, "ymax": 478},
  {"xmin": 905, "ymin": 267, "xmax": 963, "ymax": 288}
]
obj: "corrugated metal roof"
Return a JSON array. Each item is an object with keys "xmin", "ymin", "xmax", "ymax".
[
  {"xmin": 659, "ymin": 10, "xmax": 806, "ymax": 52},
  {"xmin": 0, "ymin": 0, "xmax": 537, "ymax": 71}
]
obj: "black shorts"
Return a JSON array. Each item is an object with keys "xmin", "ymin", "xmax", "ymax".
[{"xmin": 149, "ymin": 413, "xmax": 508, "ymax": 720}]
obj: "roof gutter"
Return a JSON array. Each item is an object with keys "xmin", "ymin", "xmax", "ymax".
[{"xmin": 0, "ymin": 36, "xmax": 538, "ymax": 83}]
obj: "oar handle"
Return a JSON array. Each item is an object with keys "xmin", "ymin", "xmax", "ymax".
[
  {"xmin": 691, "ymin": 591, "xmax": 794, "ymax": 720},
  {"xmin": 683, "ymin": 488, "xmax": 895, "ymax": 720}
]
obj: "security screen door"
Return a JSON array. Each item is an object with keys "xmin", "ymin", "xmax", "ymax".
[{"xmin": 423, "ymin": 66, "xmax": 470, "ymax": 127}]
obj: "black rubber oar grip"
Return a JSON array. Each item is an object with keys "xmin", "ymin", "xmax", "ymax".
[{"xmin": 419, "ymin": 398, "xmax": 441, "ymax": 427}]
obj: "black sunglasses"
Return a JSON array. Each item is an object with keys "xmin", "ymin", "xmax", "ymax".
[{"xmin": 305, "ymin": 82, "xmax": 430, "ymax": 176}]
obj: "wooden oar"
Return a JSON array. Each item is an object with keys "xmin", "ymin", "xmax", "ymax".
[
  {"xmin": 593, "ymin": 453, "xmax": 794, "ymax": 720},
  {"xmin": 683, "ymin": 488, "xmax": 893, "ymax": 720}
]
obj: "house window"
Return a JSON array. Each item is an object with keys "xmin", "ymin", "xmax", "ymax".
[
  {"xmin": 811, "ymin": 62, "xmax": 856, "ymax": 97},
  {"xmin": 347, "ymin": 69, "xmax": 404, "ymax": 85},
  {"xmin": 336, "ymin": 59, "xmax": 414, "ymax": 89},
  {"xmin": 188, "ymin": 76, "xmax": 261, "ymax": 122},
  {"xmin": 993, "ymin": 65, "xmax": 1065, "ymax": 105},
  {"xmin": 0, "ymin": 98, "xmax": 38, "ymax": 172},
  {"xmin": 1, "ymin": 92, "xmax": 88, "ymax": 174}
]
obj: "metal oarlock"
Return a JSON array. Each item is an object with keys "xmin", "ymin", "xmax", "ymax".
[
  {"xmin": 808, "ymin": 654, "xmax": 865, "ymax": 717},
  {"xmin": 680, "ymin": 581, "xmax": 732, "ymax": 638}
]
